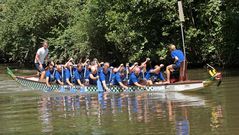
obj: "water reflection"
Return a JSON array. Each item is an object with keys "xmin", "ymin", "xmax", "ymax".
[
  {"xmin": 38, "ymin": 97, "xmax": 53, "ymax": 133},
  {"xmin": 1, "ymin": 68, "xmax": 234, "ymax": 134},
  {"xmin": 37, "ymin": 92, "xmax": 221, "ymax": 134},
  {"xmin": 175, "ymin": 106, "xmax": 190, "ymax": 135},
  {"xmin": 210, "ymin": 104, "xmax": 223, "ymax": 130}
]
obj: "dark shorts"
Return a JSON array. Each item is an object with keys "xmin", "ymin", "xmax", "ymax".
[
  {"xmin": 34, "ymin": 63, "xmax": 46, "ymax": 72},
  {"xmin": 172, "ymin": 64, "xmax": 180, "ymax": 70}
]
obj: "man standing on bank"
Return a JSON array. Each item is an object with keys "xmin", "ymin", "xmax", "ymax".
[
  {"xmin": 164, "ymin": 44, "xmax": 185, "ymax": 84},
  {"xmin": 34, "ymin": 40, "xmax": 49, "ymax": 81}
]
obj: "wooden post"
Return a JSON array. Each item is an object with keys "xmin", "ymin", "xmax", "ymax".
[{"xmin": 178, "ymin": 1, "xmax": 187, "ymax": 81}]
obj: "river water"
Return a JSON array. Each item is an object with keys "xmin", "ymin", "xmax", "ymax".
[{"xmin": 0, "ymin": 67, "xmax": 239, "ymax": 135}]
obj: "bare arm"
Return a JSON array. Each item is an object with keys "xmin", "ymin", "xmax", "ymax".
[
  {"xmin": 77, "ymin": 79, "xmax": 84, "ymax": 87},
  {"xmin": 83, "ymin": 59, "xmax": 90, "ymax": 66},
  {"xmin": 139, "ymin": 58, "xmax": 150, "ymax": 69},
  {"xmin": 129, "ymin": 63, "xmax": 138, "ymax": 73},
  {"xmin": 174, "ymin": 56, "xmax": 179, "ymax": 63},
  {"xmin": 66, "ymin": 79, "xmax": 74, "ymax": 87},
  {"xmin": 46, "ymin": 77, "xmax": 51, "ymax": 87},
  {"xmin": 35, "ymin": 53, "xmax": 43, "ymax": 70},
  {"xmin": 64, "ymin": 58, "xmax": 73, "ymax": 68},
  {"xmin": 119, "ymin": 82, "xmax": 128, "ymax": 89},
  {"xmin": 90, "ymin": 74, "xmax": 98, "ymax": 80},
  {"xmin": 150, "ymin": 65, "xmax": 164, "ymax": 74},
  {"xmin": 57, "ymin": 80, "xmax": 64, "ymax": 85},
  {"xmin": 116, "ymin": 64, "xmax": 124, "ymax": 72},
  {"xmin": 134, "ymin": 82, "xmax": 145, "ymax": 88},
  {"xmin": 102, "ymin": 81, "xmax": 109, "ymax": 91},
  {"xmin": 35, "ymin": 54, "xmax": 42, "ymax": 64}
]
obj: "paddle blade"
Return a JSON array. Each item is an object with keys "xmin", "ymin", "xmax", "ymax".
[
  {"xmin": 46, "ymin": 87, "xmax": 52, "ymax": 92},
  {"xmin": 80, "ymin": 87, "xmax": 85, "ymax": 93},
  {"xmin": 59, "ymin": 86, "xmax": 65, "ymax": 92},
  {"xmin": 70, "ymin": 87, "xmax": 77, "ymax": 93},
  {"xmin": 97, "ymin": 79, "xmax": 104, "ymax": 92},
  {"xmin": 217, "ymin": 80, "xmax": 222, "ymax": 87}
]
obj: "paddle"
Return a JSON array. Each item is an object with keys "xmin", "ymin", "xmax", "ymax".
[
  {"xmin": 60, "ymin": 66, "xmax": 65, "ymax": 92},
  {"xmin": 59, "ymin": 85, "xmax": 65, "ymax": 92},
  {"xmin": 125, "ymin": 63, "xmax": 129, "ymax": 80},
  {"xmin": 46, "ymin": 86, "xmax": 52, "ymax": 92},
  {"xmin": 70, "ymin": 86, "xmax": 77, "ymax": 93},
  {"xmin": 109, "ymin": 66, "xmax": 113, "ymax": 84},
  {"xmin": 83, "ymin": 59, "xmax": 90, "ymax": 86},
  {"xmin": 141, "ymin": 58, "xmax": 150, "ymax": 83},
  {"xmin": 80, "ymin": 87, "xmax": 86, "ymax": 93},
  {"xmin": 70, "ymin": 64, "xmax": 73, "ymax": 83},
  {"xmin": 83, "ymin": 65, "xmax": 87, "ymax": 80},
  {"xmin": 97, "ymin": 74, "xmax": 104, "ymax": 92},
  {"xmin": 107, "ymin": 66, "xmax": 114, "ymax": 91},
  {"xmin": 217, "ymin": 80, "xmax": 222, "ymax": 87},
  {"xmin": 61, "ymin": 58, "xmax": 75, "ymax": 93},
  {"xmin": 123, "ymin": 63, "xmax": 130, "ymax": 86}
]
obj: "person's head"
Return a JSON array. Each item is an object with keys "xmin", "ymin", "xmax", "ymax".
[
  {"xmin": 77, "ymin": 63, "xmax": 83, "ymax": 71},
  {"xmin": 168, "ymin": 44, "xmax": 176, "ymax": 51},
  {"xmin": 67, "ymin": 61, "xmax": 73, "ymax": 69},
  {"xmin": 42, "ymin": 40, "xmax": 48, "ymax": 49},
  {"xmin": 103, "ymin": 62, "xmax": 110, "ymax": 72},
  {"xmin": 119, "ymin": 67, "xmax": 126, "ymax": 76},
  {"xmin": 91, "ymin": 58, "xmax": 98, "ymax": 66},
  {"xmin": 119, "ymin": 64, "xmax": 125, "ymax": 72},
  {"xmin": 56, "ymin": 65, "xmax": 62, "ymax": 72},
  {"xmin": 134, "ymin": 67, "xmax": 141, "ymax": 75},
  {"xmin": 47, "ymin": 61, "xmax": 55, "ymax": 70},
  {"xmin": 93, "ymin": 58, "xmax": 98, "ymax": 62},
  {"xmin": 90, "ymin": 66, "xmax": 97, "ymax": 75}
]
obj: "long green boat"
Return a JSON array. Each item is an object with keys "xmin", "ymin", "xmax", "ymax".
[{"xmin": 6, "ymin": 67, "xmax": 221, "ymax": 94}]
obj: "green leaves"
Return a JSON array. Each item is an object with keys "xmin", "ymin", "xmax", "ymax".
[{"xmin": 0, "ymin": 0, "xmax": 238, "ymax": 66}]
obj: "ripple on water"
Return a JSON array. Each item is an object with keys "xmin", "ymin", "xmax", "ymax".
[{"xmin": 0, "ymin": 68, "xmax": 239, "ymax": 135}]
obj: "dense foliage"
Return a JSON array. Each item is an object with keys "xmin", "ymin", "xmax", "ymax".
[{"xmin": 0, "ymin": 0, "xmax": 238, "ymax": 67}]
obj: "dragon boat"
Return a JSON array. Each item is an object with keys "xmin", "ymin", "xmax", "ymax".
[{"xmin": 6, "ymin": 66, "xmax": 221, "ymax": 94}]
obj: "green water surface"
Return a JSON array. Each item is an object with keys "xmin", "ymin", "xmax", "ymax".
[{"xmin": 0, "ymin": 66, "xmax": 239, "ymax": 135}]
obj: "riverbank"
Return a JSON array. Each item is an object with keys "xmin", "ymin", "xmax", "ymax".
[{"xmin": 0, "ymin": 64, "xmax": 36, "ymax": 75}]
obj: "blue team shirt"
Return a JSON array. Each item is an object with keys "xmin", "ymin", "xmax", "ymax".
[
  {"xmin": 98, "ymin": 67, "xmax": 103, "ymax": 73},
  {"xmin": 55, "ymin": 70, "xmax": 65, "ymax": 83},
  {"xmin": 138, "ymin": 70, "xmax": 147, "ymax": 80},
  {"xmin": 45, "ymin": 69, "xmax": 55, "ymax": 82},
  {"xmin": 145, "ymin": 71, "xmax": 151, "ymax": 80},
  {"xmin": 129, "ymin": 72, "xmax": 139, "ymax": 85},
  {"xmin": 112, "ymin": 72, "xmax": 122, "ymax": 85},
  {"xmin": 65, "ymin": 68, "xmax": 71, "ymax": 81},
  {"xmin": 65, "ymin": 68, "xmax": 76, "ymax": 83},
  {"xmin": 74, "ymin": 70, "xmax": 84, "ymax": 84},
  {"xmin": 171, "ymin": 49, "xmax": 184, "ymax": 67},
  {"xmin": 99, "ymin": 69, "xmax": 111, "ymax": 84},
  {"xmin": 83, "ymin": 67, "xmax": 90, "ymax": 79},
  {"xmin": 145, "ymin": 71, "xmax": 165, "ymax": 81}
]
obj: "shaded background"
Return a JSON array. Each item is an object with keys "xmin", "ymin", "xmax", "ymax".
[{"xmin": 0, "ymin": 0, "xmax": 238, "ymax": 67}]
